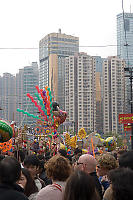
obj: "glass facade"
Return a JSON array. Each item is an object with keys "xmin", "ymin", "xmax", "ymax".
[
  {"xmin": 117, "ymin": 13, "xmax": 133, "ymax": 68},
  {"xmin": 16, "ymin": 63, "xmax": 39, "ymax": 126},
  {"xmin": 117, "ymin": 13, "xmax": 133, "ymax": 114}
]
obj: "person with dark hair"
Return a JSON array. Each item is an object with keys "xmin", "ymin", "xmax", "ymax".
[
  {"xmin": 117, "ymin": 149, "xmax": 127, "ymax": 161},
  {"xmin": 58, "ymin": 149, "xmax": 72, "ymax": 163},
  {"xmin": 18, "ymin": 168, "xmax": 38, "ymax": 200},
  {"xmin": 63, "ymin": 170, "xmax": 100, "ymax": 200},
  {"xmin": 45, "ymin": 151, "xmax": 51, "ymax": 161},
  {"xmin": 0, "ymin": 154, "xmax": 5, "ymax": 162},
  {"xmin": 24, "ymin": 155, "xmax": 45, "ymax": 191},
  {"xmin": 58, "ymin": 149, "xmax": 67, "ymax": 157},
  {"xmin": 72, "ymin": 148, "xmax": 82, "ymax": 164},
  {"xmin": 14, "ymin": 150, "xmax": 27, "ymax": 168},
  {"xmin": 37, "ymin": 154, "xmax": 44, "ymax": 161},
  {"xmin": 119, "ymin": 150, "xmax": 133, "ymax": 170},
  {"xmin": 14, "ymin": 150, "xmax": 26, "ymax": 162},
  {"xmin": 104, "ymin": 168, "xmax": 133, "ymax": 200},
  {"xmin": 38, "ymin": 160, "xmax": 52, "ymax": 186},
  {"xmin": 37, "ymin": 155, "xmax": 71, "ymax": 200},
  {"xmin": 0, "ymin": 156, "xmax": 28, "ymax": 200}
]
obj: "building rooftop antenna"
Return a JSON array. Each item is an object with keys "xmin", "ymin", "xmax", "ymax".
[{"xmin": 130, "ymin": 4, "xmax": 132, "ymax": 13}]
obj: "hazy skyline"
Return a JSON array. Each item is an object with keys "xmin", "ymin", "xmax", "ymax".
[{"xmin": 0, "ymin": 0, "xmax": 132, "ymax": 75}]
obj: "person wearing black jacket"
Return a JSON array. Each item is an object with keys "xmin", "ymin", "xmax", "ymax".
[
  {"xmin": 76, "ymin": 154, "xmax": 103, "ymax": 199},
  {"xmin": 0, "ymin": 156, "xmax": 28, "ymax": 200},
  {"xmin": 38, "ymin": 160, "xmax": 52, "ymax": 186}
]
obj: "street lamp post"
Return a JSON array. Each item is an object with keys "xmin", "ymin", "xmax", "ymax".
[{"xmin": 124, "ymin": 67, "xmax": 133, "ymax": 149}]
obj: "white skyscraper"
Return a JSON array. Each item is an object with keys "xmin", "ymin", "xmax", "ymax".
[
  {"xmin": 65, "ymin": 53, "xmax": 96, "ymax": 132},
  {"xmin": 65, "ymin": 56, "xmax": 77, "ymax": 131},
  {"xmin": 103, "ymin": 56, "xmax": 125, "ymax": 134}
]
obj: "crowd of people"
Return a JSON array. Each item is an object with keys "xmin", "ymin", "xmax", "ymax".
[{"xmin": 0, "ymin": 148, "xmax": 133, "ymax": 200}]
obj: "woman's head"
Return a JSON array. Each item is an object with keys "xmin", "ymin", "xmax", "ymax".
[
  {"xmin": 63, "ymin": 170, "xmax": 100, "ymax": 200},
  {"xmin": 97, "ymin": 153, "xmax": 118, "ymax": 176},
  {"xmin": 109, "ymin": 168, "xmax": 133, "ymax": 200},
  {"xmin": 45, "ymin": 155, "xmax": 71, "ymax": 181},
  {"xmin": 18, "ymin": 170, "xmax": 27, "ymax": 189},
  {"xmin": 18, "ymin": 168, "xmax": 38, "ymax": 197}
]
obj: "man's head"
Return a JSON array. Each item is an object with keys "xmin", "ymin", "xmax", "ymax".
[
  {"xmin": 119, "ymin": 151, "xmax": 133, "ymax": 170},
  {"xmin": 0, "ymin": 156, "xmax": 21, "ymax": 184},
  {"xmin": 24, "ymin": 155, "xmax": 40, "ymax": 178},
  {"xmin": 76, "ymin": 154, "xmax": 97, "ymax": 173}
]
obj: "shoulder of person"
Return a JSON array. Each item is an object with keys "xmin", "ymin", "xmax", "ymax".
[
  {"xmin": 37, "ymin": 185, "xmax": 62, "ymax": 200},
  {"xmin": 29, "ymin": 192, "xmax": 38, "ymax": 200},
  {"xmin": 17, "ymin": 195, "xmax": 29, "ymax": 200},
  {"xmin": 7, "ymin": 191, "xmax": 29, "ymax": 200},
  {"xmin": 103, "ymin": 186, "xmax": 113, "ymax": 200}
]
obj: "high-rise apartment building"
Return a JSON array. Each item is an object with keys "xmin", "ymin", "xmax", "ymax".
[
  {"xmin": 103, "ymin": 56, "xmax": 125, "ymax": 134},
  {"xmin": 65, "ymin": 53, "xmax": 96, "ymax": 132},
  {"xmin": 16, "ymin": 69, "xmax": 23, "ymax": 125},
  {"xmin": 78, "ymin": 53, "xmax": 96, "ymax": 131},
  {"xmin": 117, "ymin": 13, "xmax": 133, "ymax": 68},
  {"xmin": 16, "ymin": 62, "xmax": 39, "ymax": 126},
  {"xmin": 39, "ymin": 30, "xmax": 79, "ymax": 109},
  {"xmin": 117, "ymin": 13, "xmax": 133, "ymax": 114},
  {"xmin": 0, "ymin": 76, "xmax": 2, "ymax": 117},
  {"xmin": 0, "ymin": 73, "xmax": 16, "ymax": 122},
  {"xmin": 65, "ymin": 55, "xmax": 77, "ymax": 132}
]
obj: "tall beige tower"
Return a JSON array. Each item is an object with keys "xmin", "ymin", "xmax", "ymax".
[
  {"xmin": 39, "ymin": 31, "xmax": 79, "ymax": 110},
  {"xmin": 95, "ymin": 71, "xmax": 103, "ymax": 132}
]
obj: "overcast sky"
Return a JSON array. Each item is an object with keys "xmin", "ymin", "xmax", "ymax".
[{"xmin": 0, "ymin": 0, "xmax": 132, "ymax": 75}]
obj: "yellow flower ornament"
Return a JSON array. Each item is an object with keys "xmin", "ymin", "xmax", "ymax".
[
  {"xmin": 78, "ymin": 128, "xmax": 86, "ymax": 139},
  {"xmin": 70, "ymin": 136, "xmax": 77, "ymax": 148},
  {"xmin": 65, "ymin": 132, "xmax": 70, "ymax": 146}
]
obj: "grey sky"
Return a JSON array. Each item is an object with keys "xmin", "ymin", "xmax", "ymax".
[{"xmin": 0, "ymin": 0, "xmax": 132, "ymax": 75}]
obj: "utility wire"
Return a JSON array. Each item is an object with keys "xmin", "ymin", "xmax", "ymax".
[{"xmin": 0, "ymin": 44, "xmax": 133, "ymax": 50}]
